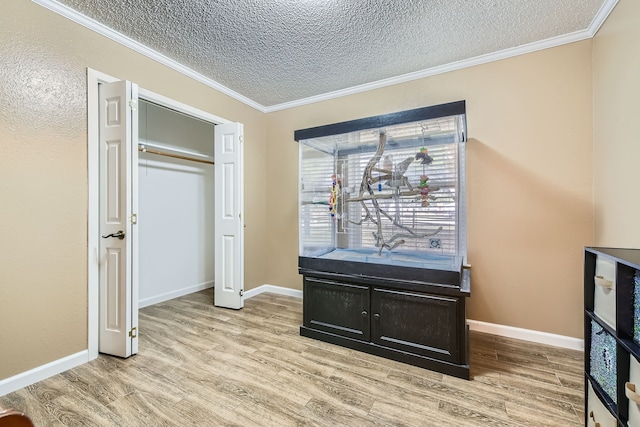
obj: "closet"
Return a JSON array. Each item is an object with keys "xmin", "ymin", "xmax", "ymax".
[{"xmin": 137, "ymin": 99, "xmax": 215, "ymax": 307}]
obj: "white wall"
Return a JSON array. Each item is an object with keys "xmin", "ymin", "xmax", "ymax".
[{"xmin": 138, "ymin": 100, "xmax": 215, "ymax": 307}]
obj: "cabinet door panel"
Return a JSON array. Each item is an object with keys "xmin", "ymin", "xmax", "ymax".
[
  {"xmin": 371, "ymin": 287, "xmax": 460, "ymax": 362},
  {"xmin": 303, "ymin": 277, "xmax": 370, "ymax": 341}
]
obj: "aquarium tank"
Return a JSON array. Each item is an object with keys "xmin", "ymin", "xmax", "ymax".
[{"xmin": 296, "ymin": 101, "xmax": 467, "ymax": 275}]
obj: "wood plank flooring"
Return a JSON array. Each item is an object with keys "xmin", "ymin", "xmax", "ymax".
[{"xmin": 1, "ymin": 289, "xmax": 584, "ymax": 426}]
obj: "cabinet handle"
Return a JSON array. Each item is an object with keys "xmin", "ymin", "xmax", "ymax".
[
  {"xmin": 626, "ymin": 382, "xmax": 640, "ymax": 405},
  {"xmin": 589, "ymin": 411, "xmax": 600, "ymax": 427},
  {"xmin": 594, "ymin": 275, "xmax": 613, "ymax": 289},
  {"xmin": 361, "ymin": 311, "xmax": 368, "ymax": 317},
  {"xmin": 373, "ymin": 314, "xmax": 380, "ymax": 320}
]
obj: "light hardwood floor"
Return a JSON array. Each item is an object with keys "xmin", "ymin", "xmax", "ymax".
[{"xmin": 1, "ymin": 289, "xmax": 584, "ymax": 426}]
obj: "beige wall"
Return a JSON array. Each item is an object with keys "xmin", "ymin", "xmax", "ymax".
[
  {"xmin": 266, "ymin": 41, "xmax": 594, "ymax": 339},
  {"xmin": 593, "ymin": 0, "xmax": 640, "ymax": 248},
  {"xmin": 0, "ymin": 1, "xmax": 268, "ymax": 380},
  {"xmin": 1, "ymin": 0, "xmax": 609, "ymax": 384}
]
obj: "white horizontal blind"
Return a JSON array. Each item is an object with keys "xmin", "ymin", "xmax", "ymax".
[
  {"xmin": 299, "ymin": 145, "xmax": 335, "ymax": 254},
  {"xmin": 343, "ymin": 142, "xmax": 459, "ymax": 255}
]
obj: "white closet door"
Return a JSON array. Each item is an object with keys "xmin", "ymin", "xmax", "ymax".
[
  {"xmin": 214, "ymin": 122, "xmax": 244, "ymax": 309},
  {"xmin": 98, "ymin": 80, "xmax": 139, "ymax": 357}
]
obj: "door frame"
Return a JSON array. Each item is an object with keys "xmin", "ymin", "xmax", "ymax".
[{"xmin": 87, "ymin": 68, "xmax": 233, "ymax": 360}]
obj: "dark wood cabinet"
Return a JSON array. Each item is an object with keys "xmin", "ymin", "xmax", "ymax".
[
  {"xmin": 299, "ymin": 257, "xmax": 471, "ymax": 379},
  {"xmin": 303, "ymin": 277, "xmax": 370, "ymax": 341},
  {"xmin": 370, "ymin": 287, "xmax": 463, "ymax": 363}
]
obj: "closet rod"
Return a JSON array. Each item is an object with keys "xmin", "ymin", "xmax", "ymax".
[{"xmin": 138, "ymin": 146, "xmax": 214, "ymax": 165}]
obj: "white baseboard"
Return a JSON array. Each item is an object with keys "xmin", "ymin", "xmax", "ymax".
[
  {"xmin": 139, "ymin": 281, "xmax": 214, "ymax": 308},
  {"xmin": 243, "ymin": 284, "xmax": 303, "ymax": 300},
  {"xmin": 0, "ymin": 350, "xmax": 88, "ymax": 397},
  {"xmin": 467, "ymin": 319, "xmax": 584, "ymax": 351},
  {"xmin": 246, "ymin": 284, "xmax": 583, "ymax": 351}
]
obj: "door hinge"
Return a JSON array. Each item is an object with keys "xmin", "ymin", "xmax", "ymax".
[
  {"xmin": 129, "ymin": 327, "xmax": 137, "ymax": 338},
  {"xmin": 130, "ymin": 213, "xmax": 137, "ymax": 224},
  {"xmin": 128, "ymin": 99, "xmax": 137, "ymax": 111},
  {"xmin": 239, "ymin": 289, "xmax": 244, "ymax": 297},
  {"xmin": 239, "ymin": 135, "xmax": 244, "ymax": 144}
]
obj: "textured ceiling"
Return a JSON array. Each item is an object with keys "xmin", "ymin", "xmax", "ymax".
[{"xmin": 54, "ymin": 0, "xmax": 608, "ymax": 109}]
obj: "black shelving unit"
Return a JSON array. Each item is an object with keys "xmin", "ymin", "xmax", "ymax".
[{"xmin": 584, "ymin": 247, "xmax": 640, "ymax": 427}]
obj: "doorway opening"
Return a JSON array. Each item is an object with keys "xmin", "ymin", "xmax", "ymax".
[
  {"xmin": 87, "ymin": 68, "xmax": 244, "ymax": 361},
  {"xmin": 137, "ymin": 99, "xmax": 215, "ymax": 309}
]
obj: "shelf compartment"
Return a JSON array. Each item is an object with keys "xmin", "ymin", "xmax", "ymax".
[
  {"xmin": 587, "ymin": 380, "xmax": 618, "ymax": 427},
  {"xmin": 627, "ymin": 354, "xmax": 640, "ymax": 425},
  {"xmin": 590, "ymin": 319, "xmax": 618, "ymax": 405},
  {"xmin": 594, "ymin": 255, "xmax": 617, "ymax": 329},
  {"xmin": 634, "ymin": 270, "xmax": 640, "ymax": 345}
]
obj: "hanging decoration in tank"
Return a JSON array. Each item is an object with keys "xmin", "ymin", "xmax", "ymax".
[
  {"xmin": 415, "ymin": 147, "xmax": 433, "ymax": 165},
  {"xmin": 341, "ymin": 131, "xmax": 444, "ymax": 255},
  {"xmin": 328, "ymin": 174, "xmax": 342, "ymax": 218}
]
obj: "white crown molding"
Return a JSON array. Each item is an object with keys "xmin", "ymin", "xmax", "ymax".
[
  {"xmin": 0, "ymin": 351, "xmax": 88, "ymax": 397},
  {"xmin": 588, "ymin": 0, "xmax": 620, "ymax": 37},
  {"xmin": 264, "ymin": 28, "xmax": 596, "ymax": 112},
  {"xmin": 36, "ymin": 0, "xmax": 618, "ymax": 115},
  {"xmin": 32, "ymin": 0, "xmax": 267, "ymax": 113},
  {"xmin": 265, "ymin": 0, "xmax": 619, "ymax": 112}
]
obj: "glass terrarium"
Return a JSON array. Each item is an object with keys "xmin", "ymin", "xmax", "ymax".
[{"xmin": 296, "ymin": 102, "xmax": 467, "ymax": 281}]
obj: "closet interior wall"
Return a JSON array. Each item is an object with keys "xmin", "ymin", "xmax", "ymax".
[{"xmin": 138, "ymin": 100, "xmax": 215, "ymax": 307}]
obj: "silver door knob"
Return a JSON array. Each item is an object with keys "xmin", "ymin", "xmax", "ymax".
[{"xmin": 102, "ymin": 230, "xmax": 125, "ymax": 240}]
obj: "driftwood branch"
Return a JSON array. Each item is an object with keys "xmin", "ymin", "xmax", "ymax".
[{"xmin": 347, "ymin": 130, "xmax": 442, "ymax": 253}]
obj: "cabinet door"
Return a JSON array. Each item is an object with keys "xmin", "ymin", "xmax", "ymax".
[
  {"xmin": 303, "ymin": 277, "xmax": 370, "ymax": 341},
  {"xmin": 371, "ymin": 287, "xmax": 461, "ymax": 363}
]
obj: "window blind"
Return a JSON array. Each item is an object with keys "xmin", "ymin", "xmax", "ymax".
[
  {"xmin": 299, "ymin": 147, "xmax": 335, "ymax": 252},
  {"xmin": 342, "ymin": 142, "xmax": 459, "ymax": 255}
]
